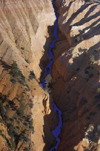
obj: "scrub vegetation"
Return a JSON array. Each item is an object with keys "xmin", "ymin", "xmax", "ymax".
[{"xmin": 0, "ymin": 61, "xmax": 34, "ymax": 150}]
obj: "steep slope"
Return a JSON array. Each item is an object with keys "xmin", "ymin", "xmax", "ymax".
[
  {"xmin": 0, "ymin": 0, "xmax": 56, "ymax": 80},
  {"xmin": 0, "ymin": 0, "xmax": 57, "ymax": 151},
  {"xmin": 51, "ymin": 0, "xmax": 100, "ymax": 150}
]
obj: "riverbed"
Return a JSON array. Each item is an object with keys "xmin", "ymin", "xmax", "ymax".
[{"xmin": 40, "ymin": 0, "xmax": 62, "ymax": 150}]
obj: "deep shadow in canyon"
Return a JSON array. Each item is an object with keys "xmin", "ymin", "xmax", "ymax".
[
  {"xmin": 42, "ymin": 94, "xmax": 60, "ymax": 151},
  {"xmin": 39, "ymin": 25, "xmax": 55, "ymax": 83},
  {"xmin": 39, "ymin": 0, "xmax": 100, "ymax": 151},
  {"xmin": 51, "ymin": 44, "xmax": 100, "ymax": 150},
  {"xmin": 38, "ymin": 23, "xmax": 60, "ymax": 151}
]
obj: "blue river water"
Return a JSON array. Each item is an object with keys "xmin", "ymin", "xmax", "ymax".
[{"xmin": 40, "ymin": 0, "xmax": 62, "ymax": 150}]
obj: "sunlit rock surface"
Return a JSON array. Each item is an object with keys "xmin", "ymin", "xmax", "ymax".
[
  {"xmin": 0, "ymin": 0, "xmax": 56, "ymax": 80},
  {"xmin": 51, "ymin": 0, "xmax": 100, "ymax": 150},
  {"xmin": 0, "ymin": 0, "xmax": 56, "ymax": 151},
  {"xmin": 1, "ymin": 0, "xmax": 100, "ymax": 150}
]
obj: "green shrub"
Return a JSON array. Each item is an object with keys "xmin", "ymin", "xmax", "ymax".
[
  {"xmin": 25, "ymin": 84, "xmax": 30, "ymax": 91},
  {"xmin": 2, "ymin": 134, "xmax": 5, "ymax": 138},
  {"xmin": 29, "ymin": 119, "xmax": 33, "ymax": 126},
  {"xmin": 20, "ymin": 94, "xmax": 24, "ymax": 109},
  {"xmin": 0, "ymin": 101, "xmax": 5, "ymax": 117},
  {"xmin": 17, "ymin": 108, "xmax": 23, "ymax": 116},
  {"xmin": 20, "ymin": 74, "xmax": 25, "ymax": 83},
  {"xmin": 24, "ymin": 122, "xmax": 28, "ymax": 126},
  {"xmin": 75, "ymin": 36, "xmax": 80, "ymax": 42},
  {"xmin": 31, "ymin": 126, "xmax": 34, "ymax": 133},
  {"xmin": 29, "ymin": 103, "xmax": 33, "ymax": 108},
  {"xmin": 11, "ymin": 61, "xmax": 19, "ymax": 77},
  {"xmin": 25, "ymin": 59, "xmax": 29, "ymax": 63},
  {"xmin": 0, "ymin": 101, "xmax": 3, "ymax": 109},
  {"xmin": 87, "ymin": 135, "xmax": 91, "ymax": 140},
  {"xmin": 97, "ymin": 125, "xmax": 100, "ymax": 131},
  {"xmin": 43, "ymin": 87, "xmax": 51, "ymax": 93},
  {"xmin": 97, "ymin": 88, "xmax": 100, "ymax": 93},
  {"xmin": 0, "ymin": 130, "xmax": 2, "ymax": 134},
  {"xmin": 19, "ymin": 135, "xmax": 24, "ymax": 141},
  {"xmin": 5, "ymin": 115, "xmax": 9, "ymax": 122},
  {"xmin": 11, "ymin": 79, "xmax": 16, "ymax": 84},
  {"xmin": 8, "ymin": 101, "xmax": 15, "ymax": 106},
  {"xmin": 81, "ymin": 37, "xmax": 84, "ymax": 41},
  {"xmin": 95, "ymin": 132, "xmax": 98, "ymax": 137},
  {"xmin": 15, "ymin": 40, "xmax": 17, "ymax": 43},
  {"xmin": 29, "ymin": 71, "xmax": 35, "ymax": 80},
  {"xmin": 18, "ymin": 70, "xmax": 25, "ymax": 85},
  {"xmin": 45, "ymin": 74, "xmax": 52, "ymax": 83},
  {"xmin": 21, "ymin": 47, "xmax": 24, "ymax": 50},
  {"xmin": 20, "ymin": 93, "xmax": 24, "ymax": 102},
  {"xmin": 89, "ymin": 55, "xmax": 95, "ymax": 63},
  {"xmin": 5, "ymin": 104, "xmax": 10, "ymax": 111},
  {"xmin": 11, "ymin": 61, "xmax": 17, "ymax": 69},
  {"xmin": 94, "ymin": 49, "xmax": 99, "ymax": 52},
  {"xmin": 0, "ymin": 118, "xmax": 3, "ymax": 123},
  {"xmin": 11, "ymin": 62, "xmax": 26, "ymax": 85},
  {"xmin": 24, "ymin": 137, "xmax": 30, "ymax": 143},
  {"xmin": 11, "ymin": 141, "xmax": 16, "ymax": 150}
]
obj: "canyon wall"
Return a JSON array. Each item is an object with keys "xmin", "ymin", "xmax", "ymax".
[
  {"xmin": 0, "ymin": 0, "xmax": 56, "ymax": 80},
  {"xmin": 51, "ymin": 0, "xmax": 100, "ymax": 150},
  {"xmin": 0, "ymin": 0, "xmax": 57, "ymax": 151},
  {"xmin": 1, "ymin": 0, "xmax": 100, "ymax": 150}
]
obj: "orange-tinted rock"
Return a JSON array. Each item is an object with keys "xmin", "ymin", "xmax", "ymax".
[
  {"xmin": 0, "ymin": 0, "xmax": 56, "ymax": 80},
  {"xmin": 51, "ymin": 0, "xmax": 100, "ymax": 150},
  {"xmin": 0, "ymin": 0, "xmax": 56, "ymax": 151}
]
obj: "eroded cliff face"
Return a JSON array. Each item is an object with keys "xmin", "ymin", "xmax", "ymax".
[
  {"xmin": 0, "ymin": 0, "xmax": 56, "ymax": 80},
  {"xmin": 51, "ymin": 0, "xmax": 100, "ymax": 150},
  {"xmin": 0, "ymin": 0, "xmax": 57, "ymax": 151},
  {"xmin": 1, "ymin": 0, "xmax": 100, "ymax": 150}
]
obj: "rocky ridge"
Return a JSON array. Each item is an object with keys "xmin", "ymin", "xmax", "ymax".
[
  {"xmin": 50, "ymin": 0, "xmax": 100, "ymax": 150},
  {"xmin": 0, "ymin": 0, "xmax": 57, "ymax": 151},
  {"xmin": 1, "ymin": 0, "xmax": 100, "ymax": 151}
]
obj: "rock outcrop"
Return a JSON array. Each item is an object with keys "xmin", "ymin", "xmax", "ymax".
[
  {"xmin": 0, "ymin": 0, "xmax": 56, "ymax": 80},
  {"xmin": 50, "ymin": 0, "xmax": 100, "ymax": 150},
  {"xmin": 0, "ymin": 0, "xmax": 57, "ymax": 151},
  {"xmin": 1, "ymin": 0, "xmax": 100, "ymax": 150}
]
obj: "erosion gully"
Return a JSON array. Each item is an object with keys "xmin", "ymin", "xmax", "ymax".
[{"xmin": 40, "ymin": 0, "xmax": 62, "ymax": 150}]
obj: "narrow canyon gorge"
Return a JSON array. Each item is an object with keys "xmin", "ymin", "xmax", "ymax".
[{"xmin": 0, "ymin": 0, "xmax": 100, "ymax": 151}]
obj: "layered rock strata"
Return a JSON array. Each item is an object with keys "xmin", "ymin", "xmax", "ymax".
[
  {"xmin": 51, "ymin": 0, "xmax": 100, "ymax": 150},
  {"xmin": 0, "ymin": 0, "xmax": 57, "ymax": 151}
]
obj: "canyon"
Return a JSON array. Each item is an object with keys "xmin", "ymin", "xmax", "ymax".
[
  {"xmin": 0, "ymin": 0, "xmax": 100, "ymax": 151},
  {"xmin": 0, "ymin": 0, "xmax": 57, "ymax": 151},
  {"xmin": 52, "ymin": 0, "xmax": 100, "ymax": 150}
]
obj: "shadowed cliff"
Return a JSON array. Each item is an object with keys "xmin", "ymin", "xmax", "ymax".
[
  {"xmin": 0, "ymin": 0, "xmax": 57, "ymax": 151},
  {"xmin": 50, "ymin": 0, "xmax": 100, "ymax": 150}
]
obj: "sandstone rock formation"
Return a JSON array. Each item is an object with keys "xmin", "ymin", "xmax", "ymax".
[
  {"xmin": 0, "ymin": 0, "xmax": 57, "ymax": 151},
  {"xmin": 1, "ymin": 0, "xmax": 100, "ymax": 150},
  {"xmin": 50, "ymin": 0, "xmax": 100, "ymax": 150},
  {"xmin": 0, "ymin": 0, "xmax": 56, "ymax": 80}
]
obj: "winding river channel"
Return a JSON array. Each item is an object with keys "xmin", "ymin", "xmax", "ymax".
[{"xmin": 40, "ymin": 0, "xmax": 62, "ymax": 150}]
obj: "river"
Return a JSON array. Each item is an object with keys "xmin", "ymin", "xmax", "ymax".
[{"xmin": 40, "ymin": 0, "xmax": 62, "ymax": 150}]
